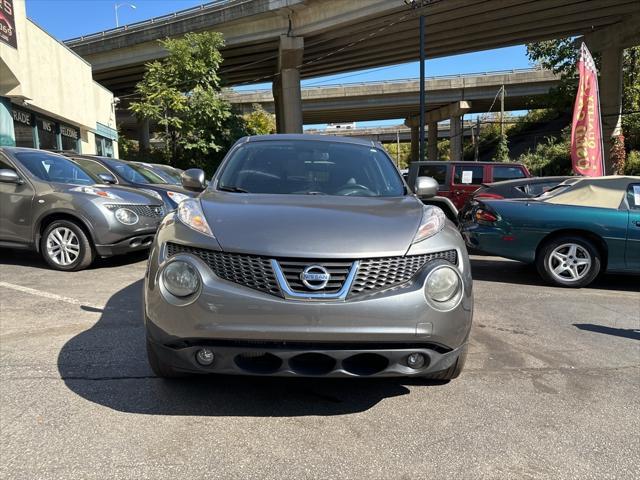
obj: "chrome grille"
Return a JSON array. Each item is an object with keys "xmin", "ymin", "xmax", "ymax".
[
  {"xmin": 349, "ymin": 250, "xmax": 458, "ymax": 298},
  {"xmin": 166, "ymin": 243, "xmax": 280, "ymax": 296},
  {"xmin": 105, "ymin": 204, "xmax": 165, "ymax": 218},
  {"xmin": 277, "ymin": 259, "xmax": 352, "ymax": 294}
]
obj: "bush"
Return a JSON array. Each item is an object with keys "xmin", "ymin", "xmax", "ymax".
[
  {"xmin": 518, "ymin": 136, "xmax": 571, "ymax": 176},
  {"xmin": 624, "ymin": 150, "xmax": 640, "ymax": 175}
]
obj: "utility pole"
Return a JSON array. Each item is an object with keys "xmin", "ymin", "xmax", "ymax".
[
  {"xmin": 396, "ymin": 129, "xmax": 401, "ymax": 166},
  {"xmin": 419, "ymin": 14, "xmax": 426, "ymax": 162},
  {"xmin": 475, "ymin": 116, "xmax": 480, "ymax": 161},
  {"xmin": 499, "ymin": 85, "xmax": 505, "ymax": 137}
]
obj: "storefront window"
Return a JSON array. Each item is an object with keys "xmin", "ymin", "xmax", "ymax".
[
  {"xmin": 60, "ymin": 124, "xmax": 79, "ymax": 152},
  {"xmin": 37, "ymin": 118, "xmax": 59, "ymax": 150},
  {"xmin": 95, "ymin": 135, "xmax": 114, "ymax": 157},
  {"xmin": 12, "ymin": 108, "xmax": 34, "ymax": 148}
]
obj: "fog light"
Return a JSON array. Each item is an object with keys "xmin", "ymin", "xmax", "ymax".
[
  {"xmin": 407, "ymin": 352, "xmax": 425, "ymax": 369},
  {"xmin": 162, "ymin": 261, "xmax": 200, "ymax": 297},
  {"xmin": 425, "ymin": 266, "xmax": 460, "ymax": 303},
  {"xmin": 196, "ymin": 348, "xmax": 215, "ymax": 366},
  {"xmin": 114, "ymin": 207, "xmax": 139, "ymax": 225}
]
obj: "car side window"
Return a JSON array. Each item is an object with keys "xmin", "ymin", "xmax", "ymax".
[
  {"xmin": 418, "ymin": 165, "xmax": 447, "ymax": 185},
  {"xmin": 74, "ymin": 158, "xmax": 115, "ymax": 182},
  {"xmin": 628, "ymin": 183, "xmax": 640, "ymax": 210},
  {"xmin": 453, "ymin": 165, "xmax": 483, "ymax": 185},
  {"xmin": 526, "ymin": 181, "xmax": 557, "ymax": 196},
  {"xmin": 493, "ymin": 166, "xmax": 526, "ymax": 182}
]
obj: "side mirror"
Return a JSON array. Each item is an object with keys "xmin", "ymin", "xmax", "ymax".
[
  {"xmin": 415, "ymin": 176, "xmax": 438, "ymax": 198},
  {"xmin": 181, "ymin": 168, "xmax": 207, "ymax": 192},
  {"xmin": 97, "ymin": 173, "xmax": 117, "ymax": 184},
  {"xmin": 0, "ymin": 169, "xmax": 23, "ymax": 185}
]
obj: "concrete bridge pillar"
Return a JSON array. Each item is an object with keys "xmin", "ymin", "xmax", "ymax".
[
  {"xmin": 449, "ymin": 116, "xmax": 462, "ymax": 161},
  {"xmin": 599, "ymin": 46, "xmax": 623, "ymax": 174},
  {"xmin": 427, "ymin": 121, "xmax": 438, "ymax": 161},
  {"xmin": 273, "ymin": 35, "xmax": 304, "ymax": 133}
]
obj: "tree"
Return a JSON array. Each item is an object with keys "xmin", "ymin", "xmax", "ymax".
[
  {"xmin": 243, "ymin": 104, "xmax": 276, "ymax": 135},
  {"xmin": 130, "ymin": 32, "xmax": 244, "ymax": 170},
  {"xmin": 493, "ymin": 134, "xmax": 510, "ymax": 162}
]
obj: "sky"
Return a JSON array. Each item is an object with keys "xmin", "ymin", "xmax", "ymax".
[{"xmin": 26, "ymin": 0, "xmax": 536, "ymax": 128}]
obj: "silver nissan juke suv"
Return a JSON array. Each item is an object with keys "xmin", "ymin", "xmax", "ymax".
[{"xmin": 144, "ymin": 135, "xmax": 473, "ymax": 380}]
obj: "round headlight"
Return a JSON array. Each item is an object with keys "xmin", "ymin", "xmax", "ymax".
[
  {"xmin": 425, "ymin": 266, "xmax": 460, "ymax": 303},
  {"xmin": 162, "ymin": 261, "xmax": 200, "ymax": 297},
  {"xmin": 114, "ymin": 208, "xmax": 138, "ymax": 225}
]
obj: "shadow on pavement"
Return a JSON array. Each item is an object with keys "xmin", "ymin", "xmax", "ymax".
[
  {"xmin": 0, "ymin": 247, "xmax": 149, "ymax": 270},
  {"xmin": 573, "ymin": 323, "xmax": 640, "ymax": 341},
  {"xmin": 58, "ymin": 279, "xmax": 418, "ymax": 417},
  {"xmin": 470, "ymin": 256, "xmax": 639, "ymax": 293}
]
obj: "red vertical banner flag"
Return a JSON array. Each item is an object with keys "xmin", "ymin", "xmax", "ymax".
[{"xmin": 570, "ymin": 43, "xmax": 605, "ymax": 176}]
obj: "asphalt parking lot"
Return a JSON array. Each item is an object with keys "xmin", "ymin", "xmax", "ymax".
[{"xmin": 1, "ymin": 250, "xmax": 638, "ymax": 479}]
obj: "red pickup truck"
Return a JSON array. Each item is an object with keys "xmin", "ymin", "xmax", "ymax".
[{"xmin": 407, "ymin": 161, "xmax": 531, "ymax": 211}]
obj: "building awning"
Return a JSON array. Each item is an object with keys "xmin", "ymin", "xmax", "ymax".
[{"xmin": 96, "ymin": 122, "xmax": 118, "ymax": 141}]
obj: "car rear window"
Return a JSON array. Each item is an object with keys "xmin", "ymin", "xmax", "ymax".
[
  {"xmin": 418, "ymin": 165, "xmax": 447, "ymax": 185},
  {"xmin": 453, "ymin": 165, "xmax": 483, "ymax": 185},
  {"xmin": 492, "ymin": 166, "xmax": 526, "ymax": 182}
]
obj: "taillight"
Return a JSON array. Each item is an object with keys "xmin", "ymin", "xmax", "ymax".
[
  {"xmin": 475, "ymin": 192, "xmax": 504, "ymax": 200},
  {"xmin": 475, "ymin": 208, "xmax": 498, "ymax": 223}
]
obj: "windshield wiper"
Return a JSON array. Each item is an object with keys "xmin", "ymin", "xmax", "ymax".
[
  {"xmin": 218, "ymin": 185, "xmax": 248, "ymax": 193},
  {"xmin": 304, "ymin": 191, "xmax": 327, "ymax": 195}
]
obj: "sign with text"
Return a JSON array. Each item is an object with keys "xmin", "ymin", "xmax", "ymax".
[{"xmin": 0, "ymin": 0, "xmax": 17, "ymax": 48}]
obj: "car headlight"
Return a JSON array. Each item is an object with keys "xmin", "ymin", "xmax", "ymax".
[
  {"xmin": 162, "ymin": 261, "xmax": 200, "ymax": 297},
  {"xmin": 114, "ymin": 208, "xmax": 139, "ymax": 225},
  {"xmin": 412, "ymin": 205, "xmax": 446, "ymax": 243},
  {"xmin": 177, "ymin": 199, "xmax": 213, "ymax": 237},
  {"xmin": 167, "ymin": 191, "xmax": 190, "ymax": 205},
  {"xmin": 140, "ymin": 188, "xmax": 163, "ymax": 202},
  {"xmin": 70, "ymin": 186, "xmax": 122, "ymax": 200}
]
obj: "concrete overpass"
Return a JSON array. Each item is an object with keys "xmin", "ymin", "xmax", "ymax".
[
  {"xmin": 225, "ymin": 68, "xmax": 558, "ymax": 124},
  {"xmin": 305, "ymin": 123, "xmax": 474, "ymax": 143},
  {"xmin": 66, "ymin": 0, "xmax": 640, "ymax": 171}
]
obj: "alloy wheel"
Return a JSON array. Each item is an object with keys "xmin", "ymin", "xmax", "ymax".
[
  {"xmin": 546, "ymin": 243, "xmax": 592, "ymax": 283},
  {"xmin": 46, "ymin": 227, "xmax": 80, "ymax": 266}
]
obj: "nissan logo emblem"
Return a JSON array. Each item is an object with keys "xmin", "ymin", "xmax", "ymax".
[{"xmin": 300, "ymin": 265, "xmax": 331, "ymax": 290}]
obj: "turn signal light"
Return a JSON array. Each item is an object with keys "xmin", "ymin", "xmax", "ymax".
[{"xmin": 475, "ymin": 209, "xmax": 498, "ymax": 223}]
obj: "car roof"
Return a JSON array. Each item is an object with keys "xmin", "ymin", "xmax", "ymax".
[
  {"xmin": 242, "ymin": 133, "xmax": 378, "ymax": 147},
  {"xmin": 411, "ymin": 160, "xmax": 526, "ymax": 167},
  {"xmin": 485, "ymin": 176, "xmax": 572, "ymax": 187}
]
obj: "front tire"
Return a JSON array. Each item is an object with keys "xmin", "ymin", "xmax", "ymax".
[
  {"xmin": 40, "ymin": 220, "xmax": 94, "ymax": 271},
  {"xmin": 536, "ymin": 236, "xmax": 601, "ymax": 288}
]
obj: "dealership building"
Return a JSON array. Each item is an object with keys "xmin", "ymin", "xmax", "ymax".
[{"xmin": 0, "ymin": 0, "xmax": 118, "ymax": 156}]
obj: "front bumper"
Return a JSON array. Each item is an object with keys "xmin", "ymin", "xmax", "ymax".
[
  {"xmin": 144, "ymin": 219, "xmax": 473, "ymax": 377},
  {"xmin": 95, "ymin": 231, "xmax": 157, "ymax": 256},
  {"xmin": 148, "ymin": 336, "xmax": 467, "ymax": 377}
]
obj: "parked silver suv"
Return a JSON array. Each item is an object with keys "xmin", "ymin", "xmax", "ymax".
[
  {"xmin": 0, "ymin": 148, "xmax": 165, "ymax": 271},
  {"xmin": 144, "ymin": 135, "xmax": 473, "ymax": 380}
]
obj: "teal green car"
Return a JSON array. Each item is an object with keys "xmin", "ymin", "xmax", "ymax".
[{"xmin": 459, "ymin": 176, "xmax": 640, "ymax": 287}]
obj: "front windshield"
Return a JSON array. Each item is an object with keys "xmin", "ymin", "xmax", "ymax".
[
  {"xmin": 15, "ymin": 151, "xmax": 94, "ymax": 185},
  {"xmin": 217, "ymin": 140, "xmax": 405, "ymax": 197},
  {"xmin": 138, "ymin": 163, "xmax": 181, "ymax": 185},
  {"xmin": 103, "ymin": 159, "xmax": 166, "ymax": 184}
]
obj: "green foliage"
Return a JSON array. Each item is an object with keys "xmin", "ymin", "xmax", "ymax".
[
  {"xmin": 518, "ymin": 135, "xmax": 572, "ymax": 176},
  {"xmin": 437, "ymin": 139, "xmax": 450, "ymax": 161},
  {"xmin": 129, "ymin": 32, "xmax": 246, "ymax": 172},
  {"xmin": 493, "ymin": 134, "xmax": 510, "ymax": 162},
  {"xmin": 385, "ymin": 142, "xmax": 412, "ymax": 168},
  {"xmin": 243, "ymin": 104, "xmax": 276, "ymax": 135},
  {"xmin": 623, "ymin": 150, "xmax": 640, "ymax": 175}
]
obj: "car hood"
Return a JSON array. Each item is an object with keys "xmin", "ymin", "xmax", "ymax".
[
  {"xmin": 145, "ymin": 183, "xmax": 196, "ymax": 196},
  {"xmin": 199, "ymin": 192, "xmax": 423, "ymax": 258}
]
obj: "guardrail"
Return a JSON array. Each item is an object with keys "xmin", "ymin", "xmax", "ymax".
[
  {"xmin": 227, "ymin": 67, "xmax": 549, "ymax": 95},
  {"xmin": 65, "ymin": 0, "xmax": 245, "ymax": 44}
]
